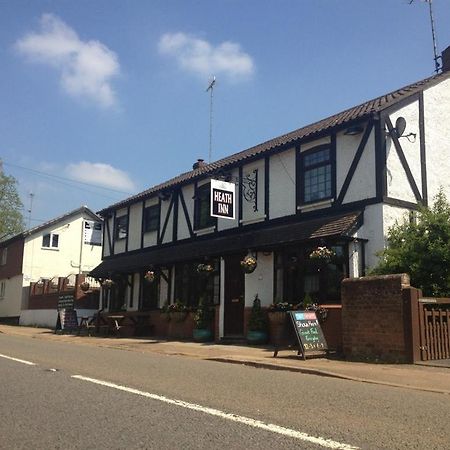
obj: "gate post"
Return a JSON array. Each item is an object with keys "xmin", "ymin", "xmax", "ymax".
[{"xmin": 402, "ymin": 287, "xmax": 422, "ymax": 363}]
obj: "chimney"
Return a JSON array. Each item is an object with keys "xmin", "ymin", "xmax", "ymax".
[
  {"xmin": 192, "ymin": 159, "xmax": 206, "ymax": 170},
  {"xmin": 442, "ymin": 46, "xmax": 450, "ymax": 72}
]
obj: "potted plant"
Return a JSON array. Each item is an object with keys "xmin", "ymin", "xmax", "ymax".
[
  {"xmin": 144, "ymin": 270, "xmax": 155, "ymax": 283},
  {"xmin": 246, "ymin": 295, "xmax": 268, "ymax": 344},
  {"xmin": 267, "ymin": 300, "xmax": 300, "ymax": 346},
  {"xmin": 169, "ymin": 299, "xmax": 188, "ymax": 322},
  {"xmin": 197, "ymin": 263, "xmax": 215, "ymax": 276},
  {"xmin": 80, "ymin": 281, "xmax": 90, "ymax": 292},
  {"xmin": 309, "ymin": 246, "xmax": 336, "ymax": 263},
  {"xmin": 193, "ymin": 297, "xmax": 214, "ymax": 342}
]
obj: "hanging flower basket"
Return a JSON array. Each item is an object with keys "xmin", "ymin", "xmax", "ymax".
[
  {"xmin": 101, "ymin": 279, "xmax": 114, "ymax": 289},
  {"xmin": 309, "ymin": 246, "xmax": 335, "ymax": 263},
  {"xmin": 80, "ymin": 281, "xmax": 90, "ymax": 292},
  {"xmin": 197, "ymin": 263, "xmax": 215, "ymax": 275},
  {"xmin": 240, "ymin": 255, "xmax": 257, "ymax": 274},
  {"xmin": 144, "ymin": 270, "xmax": 155, "ymax": 283}
]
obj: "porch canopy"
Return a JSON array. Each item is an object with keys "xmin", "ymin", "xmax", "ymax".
[{"xmin": 90, "ymin": 210, "xmax": 363, "ymax": 278}]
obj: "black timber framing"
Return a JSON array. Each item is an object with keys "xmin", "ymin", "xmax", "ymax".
[
  {"xmin": 331, "ymin": 133, "xmax": 337, "ymax": 200},
  {"xmin": 375, "ymin": 113, "xmax": 386, "ymax": 202},
  {"xmin": 419, "ymin": 92, "xmax": 428, "ymax": 206},
  {"xmin": 179, "ymin": 188, "xmax": 194, "ymax": 237},
  {"xmin": 264, "ymin": 156, "xmax": 270, "ymax": 221},
  {"xmin": 172, "ymin": 190, "xmax": 179, "ymax": 242},
  {"xmin": 140, "ymin": 201, "xmax": 145, "ymax": 249},
  {"xmin": 238, "ymin": 166, "xmax": 243, "ymax": 226},
  {"xmin": 295, "ymin": 144, "xmax": 301, "ymax": 214},
  {"xmin": 125, "ymin": 205, "xmax": 130, "ymax": 253},
  {"xmin": 158, "ymin": 195, "xmax": 174, "ymax": 245},
  {"xmin": 105, "ymin": 214, "xmax": 113, "ymax": 257},
  {"xmin": 336, "ymin": 121, "xmax": 373, "ymax": 205},
  {"xmin": 129, "ymin": 273, "xmax": 134, "ymax": 308},
  {"xmin": 111, "ymin": 210, "xmax": 117, "ymax": 256},
  {"xmin": 385, "ymin": 116, "xmax": 422, "ymax": 203}
]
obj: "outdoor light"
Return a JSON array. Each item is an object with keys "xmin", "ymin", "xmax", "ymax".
[{"xmin": 344, "ymin": 126, "xmax": 364, "ymax": 136}]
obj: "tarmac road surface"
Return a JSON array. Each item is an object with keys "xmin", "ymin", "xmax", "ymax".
[{"xmin": 1, "ymin": 333, "xmax": 449, "ymax": 449}]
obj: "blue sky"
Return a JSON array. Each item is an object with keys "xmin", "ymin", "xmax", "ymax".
[{"xmin": 1, "ymin": 0, "xmax": 450, "ymax": 227}]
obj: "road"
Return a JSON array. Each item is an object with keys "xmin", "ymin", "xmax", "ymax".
[{"xmin": 0, "ymin": 333, "xmax": 449, "ymax": 449}]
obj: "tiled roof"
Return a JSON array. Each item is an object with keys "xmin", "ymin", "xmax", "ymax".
[
  {"xmin": 0, "ymin": 206, "xmax": 101, "ymax": 245},
  {"xmin": 99, "ymin": 71, "xmax": 450, "ymax": 215},
  {"xmin": 90, "ymin": 210, "xmax": 362, "ymax": 277}
]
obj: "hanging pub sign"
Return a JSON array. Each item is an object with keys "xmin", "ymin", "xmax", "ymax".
[{"xmin": 210, "ymin": 179, "xmax": 235, "ymax": 220}]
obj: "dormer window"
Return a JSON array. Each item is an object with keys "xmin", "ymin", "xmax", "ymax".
[
  {"xmin": 42, "ymin": 233, "xmax": 59, "ymax": 249},
  {"xmin": 115, "ymin": 215, "xmax": 128, "ymax": 240}
]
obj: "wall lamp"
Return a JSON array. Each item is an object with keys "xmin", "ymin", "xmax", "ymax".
[{"xmin": 344, "ymin": 125, "xmax": 364, "ymax": 136}]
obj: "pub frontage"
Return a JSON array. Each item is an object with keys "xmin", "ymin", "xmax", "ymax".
[{"xmin": 90, "ymin": 64, "xmax": 450, "ymax": 349}]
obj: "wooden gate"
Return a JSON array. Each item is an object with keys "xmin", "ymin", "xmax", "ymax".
[{"xmin": 418, "ymin": 298, "xmax": 450, "ymax": 361}]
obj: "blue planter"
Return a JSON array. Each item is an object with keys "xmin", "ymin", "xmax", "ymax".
[
  {"xmin": 246, "ymin": 330, "xmax": 268, "ymax": 345},
  {"xmin": 193, "ymin": 328, "xmax": 214, "ymax": 342}
]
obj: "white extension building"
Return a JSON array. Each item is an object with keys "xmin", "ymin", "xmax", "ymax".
[
  {"xmin": 91, "ymin": 46, "xmax": 450, "ymax": 340},
  {"xmin": 0, "ymin": 206, "xmax": 103, "ymax": 324}
]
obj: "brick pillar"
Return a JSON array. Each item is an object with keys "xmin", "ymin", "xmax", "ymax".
[{"xmin": 341, "ymin": 274, "xmax": 419, "ymax": 362}]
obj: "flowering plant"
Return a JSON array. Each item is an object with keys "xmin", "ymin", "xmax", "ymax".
[
  {"xmin": 80, "ymin": 281, "xmax": 90, "ymax": 292},
  {"xmin": 268, "ymin": 301, "xmax": 301, "ymax": 312},
  {"xmin": 197, "ymin": 263, "xmax": 215, "ymax": 274},
  {"xmin": 168, "ymin": 299, "xmax": 188, "ymax": 312},
  {"xmin": 101, "ymin": 279, "xmax": 114, "ymax": 289},
  {"xmin": 240, "ymin": 255, "xmax": 257, "ymax": 273},
  {"xmin": 144, "ymin": 270, "xmax": 155, "ymax": 283},
  {"xmin": 305, "ymin": 302, "xmax": 328, "ymax": 323},
  {"xmin": 309, "ymin": 246, "xmax": 335, "ymax": 261}
]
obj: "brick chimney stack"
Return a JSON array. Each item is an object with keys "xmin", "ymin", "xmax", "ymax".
[{"xmin": 442, "ymin": 46, "xmax": 450, "ymax": 72}]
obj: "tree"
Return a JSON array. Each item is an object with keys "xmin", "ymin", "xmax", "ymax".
[
  {"xmin": 372, "ymin": 189, "xmax": 450, "ymax": 296},
  {"xmin": 0, "ymin": 167, "xmax": 24, "ymax": 240}
]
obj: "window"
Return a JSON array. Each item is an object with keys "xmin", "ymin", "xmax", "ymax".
[
  {"xmin": 42, "ymin": 233, "xmax": 59, "ymax": 249},
  {"xmin": 143, "ymin": 205, "xmax": 160, "ymax": 233},
  {"xmin": 115, "ymin": 215, "xmax": 128, "ymax": 240},
  {"xmin": 301, "ymin": 146, "xmax": 332, "ymax": 203},
  {"xmin": 0, "ymin": 248, "xmax": 7, "ymax": 265},
  {"xmin": 195, "ymin": 183, "xmax": 216, "ymax": 230},
  {"xmin": 0, "ymin": 281, "xmax": 5, "ymax": 299}
]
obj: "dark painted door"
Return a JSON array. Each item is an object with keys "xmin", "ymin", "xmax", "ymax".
[{"xmin": 224, "ymin": 254, "xmax": 245, "ymax": 336}]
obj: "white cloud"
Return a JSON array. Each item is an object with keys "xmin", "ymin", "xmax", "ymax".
[
  {"xmin": 65, "ymin": 161, "xmax": 136, "ymax": 192},
  {"xmin": 15, "ymin": 14, "xmax": 120, "ymax": 108},
  {"xmin": 158, "ymin": 32, "xmax": 254, "ymax": 81}
]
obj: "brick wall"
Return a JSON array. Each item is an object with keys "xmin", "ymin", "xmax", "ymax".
[{"xmin": 341, "ymin": 274, "xmax": 418, "ymax": 362}]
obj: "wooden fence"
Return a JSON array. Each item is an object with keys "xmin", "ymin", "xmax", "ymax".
[{"xmin": 418, "ymin": 298, "xmax": 450, "ymax": 361}]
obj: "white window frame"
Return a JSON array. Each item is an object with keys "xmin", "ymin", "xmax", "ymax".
[
  {"xmin": 42, "ymin": 232, "xmax": 59, "ymax": 249},
  {"xmin": 0, "ymin": 281, "xmax": 5, "ymax": 299}
]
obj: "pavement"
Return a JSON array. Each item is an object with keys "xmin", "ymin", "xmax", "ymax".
[{"xmin": 1, "ymin": 324, "xmax": 450, "ymax": 395}]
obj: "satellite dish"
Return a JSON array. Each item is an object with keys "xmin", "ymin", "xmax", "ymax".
[{"xmin": 395, "ymin": 117, "xmax": 407, "ymax": 138}]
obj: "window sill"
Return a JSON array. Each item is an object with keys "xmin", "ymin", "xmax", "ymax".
[
  {"xmin": 41, "ymin": 247, "xmax": 59, "ymax": 251},
  {"xmin": 239, "ymin": 215, "xmax": 266, "ymax": 226},
  {"xmin": 194, "ymin": 226, "xmax": 216, "ymax": 236},
  {"xmin": 297, "ymin": 199, "xmax": 333, "ymax": 213}
]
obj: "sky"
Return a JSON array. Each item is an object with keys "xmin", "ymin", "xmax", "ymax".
[{"xmin": 1, "ymin": 0, "xmax": 450, "ymax": 228}]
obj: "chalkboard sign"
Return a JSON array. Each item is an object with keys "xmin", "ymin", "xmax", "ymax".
[
  {"xmin": 57, "ymin": 309, "xmax": 78, "ymax": 332},
  {"xmin": 288, "ymin": 310, "xmax": 327, "ymax": 359},
  {"xmin": 57, "ymin": 294, "xmax": 74, "ymax": 311}
]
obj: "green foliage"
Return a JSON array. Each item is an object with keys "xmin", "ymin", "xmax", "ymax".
[
  {"xmin": 0, "ymin": 169, "xmax": 24, "ymax": 240},
  {"xmin": 372, "ymin": 189, "xmax": 450, "ymax": 296},
  {"xmin": 193, "ymin": 297, "xmax": 213, "ymax": 329},
  {"xmin": 247, "ymin": 294, "xmax": 267, "ymax": 332}
]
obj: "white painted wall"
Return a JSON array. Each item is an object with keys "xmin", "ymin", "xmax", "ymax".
[
  {"xmin": 241, "ymin": 159, "xmax": 265, "ymax": 224},
  {"xmin": 103, "ymin": 216, "xmax": 113, "ymax": 258},
  {"xmin": 244, "ymin": 252, "xmax": 273, "ymax": 307},
  {"xmin": 178, "ymin": 184, "xmax": 194, "ymax": 240},
  {"xmin": 161, "ymin": 196, "xmax": 174, "ymax": 244},
  {"xmin": 0, "ymin": 275, "xmax": 23, "ymax": 317},
  {"xmin": 301, "ymin": 136, "xmax": 331, "ymax": 152},
  {"xmin": 424, "ymin": 77, "xmax": 450, "ymax": 201},
  {"xmin": 20, "ymin": 308, "xmax": 98, "ymax": 328},
  {"xmin": 269, "ymin": 147, "xmax": 296, "ymax": 219},
  {"xmin": 22, "ymin": 215, "xmax": 102, "ymax": 283},
  {"xmin": 386, "ymin": 101, "xmax": 421, "ymax": 202},
  {"xmin": 337, "ymin": 128, "xmax": 377, "ymax": 204}
]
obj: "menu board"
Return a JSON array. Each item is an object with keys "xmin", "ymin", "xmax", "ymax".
[
  {"xmin": 57, "ymin": 294, "xmax": 74, "ymax": 311},
  {"xmin": 58, "ymin": 309, "xmax": 78, "ymax": 331},
  {"xmin": 288, "ymin": 310, "xmax": 327, "ymax": 358}
]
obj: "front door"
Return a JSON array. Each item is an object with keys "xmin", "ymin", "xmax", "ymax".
[{"xmin": 224, "ymin": 254, "xmax": 245, "ymax": 336}]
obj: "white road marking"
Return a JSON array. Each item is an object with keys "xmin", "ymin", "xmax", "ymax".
[
  {"xmin": 0, "ymin": 353, "xmax": 36, "ymax": 366},
  {"xmin": 72, "ymin": 374, "xmax": 359, "ymax": 449}
]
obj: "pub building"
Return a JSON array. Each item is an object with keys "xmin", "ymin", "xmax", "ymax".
[{"xmin": 90, "ymin": 54, "xmax": 450, "ymax": 346}]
